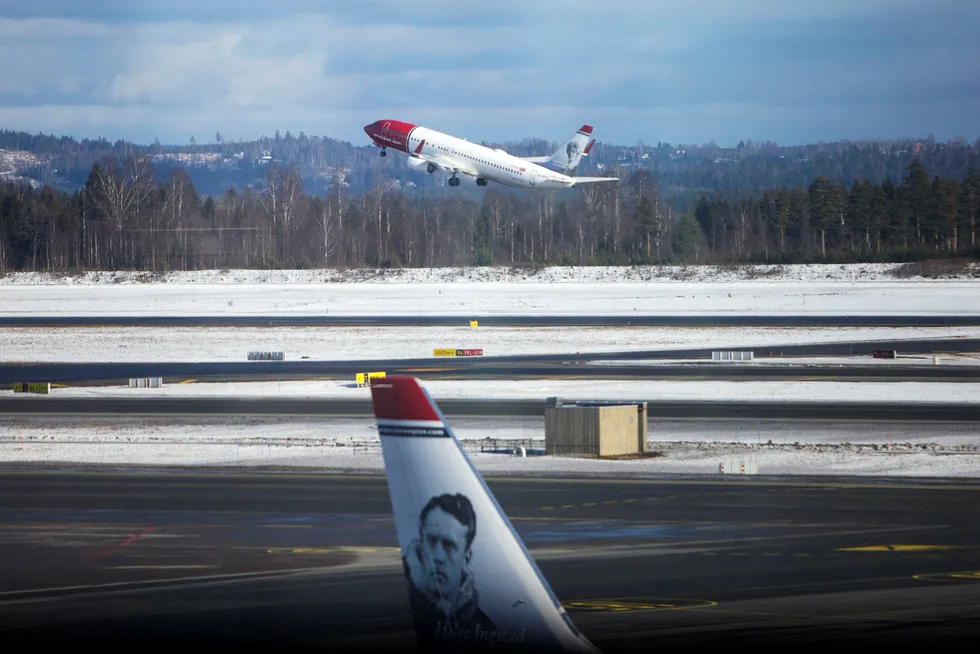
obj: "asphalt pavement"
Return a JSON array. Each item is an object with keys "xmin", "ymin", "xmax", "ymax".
[
  {"xmin": 0, "ymin": 471, "xmax": 978, "ymax": 651},
  {"xmin": 2, "ymin": 337, "xmax": 979, "ymax": 386}
]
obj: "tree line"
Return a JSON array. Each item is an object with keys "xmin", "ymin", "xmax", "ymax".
[
  {"xmin": 1, "ymin": 156, "xmax": 977, "ymax": 274},
  {"xmin": 3, "ymin": 127, "xmax": 979, "ymax": 201}
]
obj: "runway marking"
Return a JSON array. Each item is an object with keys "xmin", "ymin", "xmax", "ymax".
[
  {"xmin": 107, "ymin": 565, "xmax": 218, "ymax": 570},
  {"xmin": 835, "ymin": 544, "xmax": 966, "ymax": 552},
  {"xmin": 563, "ymin": 597, "xmax": 716, "ymax": 614},
  {"xmin": 266, "ymin": 546, "xmax": 400, "ymax": 555},
  {"xmin": 0, "ymin": 566, "xmax": 356, "ymax": 608},
  {"xmin": 913, "ymin": 570, "xmax": 980, "ymax": 582},
  {"xmin": 690, "ymin": 606, "xmax": 816, "ymax": 619},
  {"xmin": 397, "ymin": 368, "xmax": 452, "ymax": 372},
  {"xmin": 258, "ymin": 524, "xmax": 312, "ymax": 529},
  {"xmin": 87, "ymin": 526, "xmax": 156, "ymax": 563},
  {"xmin": 484, "ymin": 477, "xmax": 980, "ymax": 491}
]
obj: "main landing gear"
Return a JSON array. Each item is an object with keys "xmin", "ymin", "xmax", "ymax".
[
  {"xmin": 448, "ymin": 174, "xmax": 460, "ymax": 187},
  {"xmin": 379, "ymin": 146, "xmax": 386, "ymax": 157},
  {"xmin": 476, "ymin": 177, "xmax": 487, "ymax": 186}
]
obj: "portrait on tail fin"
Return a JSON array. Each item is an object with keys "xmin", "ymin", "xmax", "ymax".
[
  {"xmin": 404, "ymin": 492, "xmax": 524, "ymax": 650},
  {"xmin": 372, "ymin": 376, "xmax": 600, "ymax": 652},
  {"xmin": 564, "ymin": 140, "xmax": 582, "ymax": 172}
]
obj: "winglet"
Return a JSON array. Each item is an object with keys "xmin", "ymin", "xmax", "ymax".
[{"xmin": 369, "ymin": 376, "xmax": 600, "ymax": 653}]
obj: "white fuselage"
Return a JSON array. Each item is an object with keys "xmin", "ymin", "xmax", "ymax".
[{"xmin": 406, "ymin": 126, "xmax": 576, "ymax": 189}]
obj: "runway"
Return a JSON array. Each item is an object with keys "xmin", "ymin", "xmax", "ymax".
[
  {"xmin": 4, "ymin": 314, "xmax": 980, "ymax": 327},
  {"xmin": 2, "ymin": 337, "xmax": 979, "ymax": 386},
  {"xmin": 5, "ymin": 396, "xmax": 980, "ymax": 421},
  {"xmin": 4, "ymin": 361, "xmax": 980, "ymax": 386},
  {"xmin": 0, "ymin": 471, "xmax": 977, "ymax": 650}
]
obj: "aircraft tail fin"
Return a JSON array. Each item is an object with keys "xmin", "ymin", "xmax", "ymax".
[
  {"xmin": 369, "ymin": 376, "xmax": 600, "ymax": 653},
  {"xmin": 523, "ymin": 126, "xmax": 596, "ymax": 175}
]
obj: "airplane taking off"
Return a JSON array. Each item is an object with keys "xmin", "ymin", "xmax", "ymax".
[
  {"xmin": 364, "ymin": 119, "xmax": 618, "ymax": 189},
  {"xmin": 369, "ymin": 375, "xmax": 601, "ymax": 653}
]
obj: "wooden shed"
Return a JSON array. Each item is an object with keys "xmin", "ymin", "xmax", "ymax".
[{"xmin": 544, "ymin": 400, "xmax": 648, "ymax": 457}]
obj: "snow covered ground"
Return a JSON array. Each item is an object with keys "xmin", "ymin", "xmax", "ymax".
[
  {"xmin": 1, "ymin": 264, "xmax": 979, "ymax": 317},
  {"xmin": 2, "ymin": 263, "xmax": 978, "ymax": 478},
  {"xmin": 16, "ymin": 378, "xmax": 980, "ymax": 404},
  {"xmin": 1, "ymin": 416, "xmax": 977, "ymax": 478},
  {"xmin": 3, "ymin": 262, "xmax": 979, "ymax": 285},
  {"xmin": 7, "ymin": 376, "xmax": 978, "ymax": 476},
  {"xmin": 2, "ymin": 325, "xmax": 980, "ymax": 363}
]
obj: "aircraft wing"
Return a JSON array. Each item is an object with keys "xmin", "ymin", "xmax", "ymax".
[
  {"xmin": 570, "ymin": 176, "xmax": 619, "ymax": 185},
  {"xmin": 520, "ymin": 156, "xmax": 552, "ymax": 163},
  {"xmin": 368, "ymin": 376, "xmax": 601, "ymax": 652},
  {"xmin": 414, "ymin": 152, "xmax": 480, "ymax": 178}
]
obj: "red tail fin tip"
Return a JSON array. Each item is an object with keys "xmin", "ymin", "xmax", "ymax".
[{"xmin": 369, "ymin": 376, "xmax": 440, "ymax": 422}]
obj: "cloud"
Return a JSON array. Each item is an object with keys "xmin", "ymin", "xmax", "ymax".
[{"xmin": 0, "ymin": 1, "xmax": 977, "ymax": 146}]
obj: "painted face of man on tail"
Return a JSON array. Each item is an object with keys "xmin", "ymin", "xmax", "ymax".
[
  {"xmin": 404, "ymin": 493, "xmax": 490, "ymax": 625},
  {"xmin": 420, "ymin": 506, "xmax": 471, "ymax": 605}
]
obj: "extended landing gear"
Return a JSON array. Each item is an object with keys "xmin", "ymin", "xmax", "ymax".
[
  {"xmin": 427, "ymin": 162, "xmax": 437, "ymax": 173},
  {"xmin": 476, "ymin": 177, "xmax": 487, "ymax": 187},
  {"xmin": 379, "ymin": 147, "xmax": 386, "ymax": 157},
  {"xmin": 448, "ymin": 175, "xmax": 460, "ymax": 187}
]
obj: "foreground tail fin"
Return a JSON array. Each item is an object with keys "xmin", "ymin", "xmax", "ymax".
[{"xmin": 370, "ymin": 376, "xmax": 599, "ymax": 653}]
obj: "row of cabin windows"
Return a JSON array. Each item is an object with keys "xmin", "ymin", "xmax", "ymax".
[{"xmin": 431, "ymin": 143, "xmax": 521, "ymax": 175}]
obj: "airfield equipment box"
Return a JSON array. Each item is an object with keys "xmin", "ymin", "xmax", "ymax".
[{"xmin": 544, "ymin": 401, "xmax": 648, "ymax": 457}]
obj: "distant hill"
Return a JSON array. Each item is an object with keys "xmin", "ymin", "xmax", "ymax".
[{"xmin": 1, "ymin": 128, "xmax": 978, "ymax": 205}]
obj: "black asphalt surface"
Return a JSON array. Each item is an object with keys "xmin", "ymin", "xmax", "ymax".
[
  {"xmin": 5, "ymin": 396, "xmax": 980, "ymax": 421},
  {"xmin": 4, "ymin": 361, "xmax": 980, "ymax": 386},
  {"xmin": 0, "ymin": 472, "xmax": 977, "ymax": 651},
  {"xmin": 2, "ymin": 337, "xmax": 979, "ymax": 386},
  {"xmin": 4, "ymin": 314, "xmax": 980, "ymax": 327}
]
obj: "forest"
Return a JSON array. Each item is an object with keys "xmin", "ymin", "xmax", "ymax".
[
  {"xmin": 1, "ymin": 153, "xmax": 977, "ymax": 273},
  {"xmin": 2, "ymin": 127, "xmax": 979, "ymax": 201}
]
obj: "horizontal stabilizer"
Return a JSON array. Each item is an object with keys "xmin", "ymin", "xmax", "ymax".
[{"xmin": 370, "ymin": 376, "xmax": 600, "ymax": 652}]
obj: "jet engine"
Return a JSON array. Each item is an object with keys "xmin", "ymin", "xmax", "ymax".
[
  {"xmin": 406, "ymin": 157, "xmax": 428, "ymax": 171},
  {"xmin": 406, "ymin": 157, "xmax": 438, "ymax": 173}
]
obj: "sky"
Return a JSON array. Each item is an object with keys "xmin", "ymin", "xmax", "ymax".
[{"xmin": 0, "ymin": 0, "xmax": 977, "ymax": 148}]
